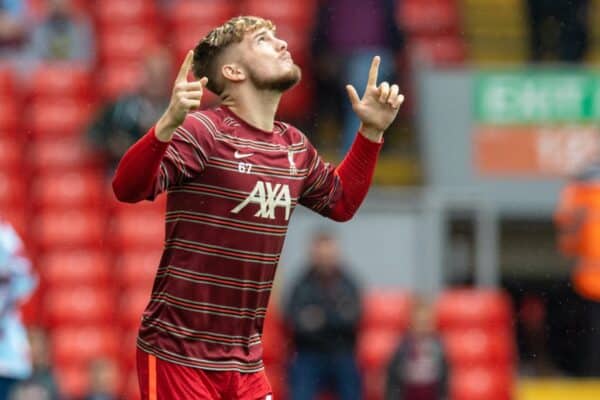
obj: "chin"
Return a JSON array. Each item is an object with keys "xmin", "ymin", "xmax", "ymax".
[{"xmin": 251, "ymin": 64, "xmax": 302, "ymax": 92}]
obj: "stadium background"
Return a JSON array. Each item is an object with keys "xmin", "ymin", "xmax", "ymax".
[{"xmin": 3, "ymin": 0, "xmax": 600, "ymax": 399}]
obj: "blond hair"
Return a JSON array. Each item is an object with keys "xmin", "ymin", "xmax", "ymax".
[{"xmin": 193, "ymin": 16, "xmax": 275, "ymax": 95}]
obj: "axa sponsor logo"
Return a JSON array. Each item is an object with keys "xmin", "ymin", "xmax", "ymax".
[{"xmin": 231, "ymin": 180, "xmax": 291, "ymax": 220}]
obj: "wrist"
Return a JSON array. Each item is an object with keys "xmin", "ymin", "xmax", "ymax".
[
  {"xmin": 155, "ymin": 112, "xmax": 179, "ymax": 142},
  {"xmin": 358, "ymin": 124, "xmax": 384, "ymax": 143}
]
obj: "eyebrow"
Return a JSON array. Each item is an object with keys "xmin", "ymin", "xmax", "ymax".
[{"xmin": 252, "ymin": 29, "xmax": 270, "ymax": 39}]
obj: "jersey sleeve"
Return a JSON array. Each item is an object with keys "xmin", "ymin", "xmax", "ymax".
[
  {"xmin": 298, "ymin": 135, "xmax": 343, "ymax": 216},
  {"xmin": 150, "ymin": 114, "xmax": 215, "ymax": 199}
]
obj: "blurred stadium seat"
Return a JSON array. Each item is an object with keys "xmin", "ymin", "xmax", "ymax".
[
  {"xmin": 38, "ymin": 250, "xmax": 112, "ymax": 288},
  {"xmin": 436, "ymin": 289, "xmax": 512, "ymax": 330},
  {"xmin": 357, "ymin": 329, "xmax": 401, "ymax": 371},
  {"xmin": 450, "ymin": 366, "xmax": 514, "ymax": 400},
  {"xmin": 31, "ymin": 171, "xmax": 106, "ymax": 210},
  {"xmin": 98, "ymin": 62, "xmax": 145, "ymax": 100},
  {"xmin": 109, "ymin": 209, "xmax": 165, "ymax": 250},
  {"xmin": 115, "ymin": 249, "xmax": 162, "ymax": 289},
  {"xmin": 54, "ymin": 364, "xmax": 89, "ymax": 400},
  {"xmin": 94, "ymin": 0, "xmax": 157, "ymax": 28},
  {"xmin": 242, "ymin": 0, "xmax": 318, "ymax": 29},
  {"xmin": 0, "ymin": 100, "xmax": 19, "ymax": 134},
  {"xmin": 32, "ymin": 210, "xmax": 106, "ymax": 250},
  {"xmin": 0, "ymin": 138, "xmax": 23, "ymax": 171},
  {"xmin": 51, "ymin": 326, "xmax": 120, "ymax": 366},
  {"xmin": 117, "ymin": 288, "xmax": 151, "ymax": 329},
  {"xmin": 29, "ymin": 63, "xmax": 93, "ymax": 100},
  {"xmin": 168, "ymin": 0, "xmax": 236, "ymax": 28},
  {"xmin": 443, "ymin": 328, "xmax": 515, "ymax": 367},
  {"xmin": 28, "ymin": 100, "xmax": 94, "ymax": 139},
  {"xmin": 27, "ymin": 139, "xmax": 101, "ymax": 172},
  {"xmin": 42, "ymin": 286, "xmax": 115, "ymax": 326},
  {"xmin": 398, "ymin": 0, "xmax": 460, "ymax": 35},
  {"xmin": 0, "ymin": 172, "xmax": 25, "ymax": 210},
  {"xmin": 0, "ymin": 67, "xmax": 15, "ymax": 98},
  {"xmin": 360, "ymin": 290, "xmax": 412, "ymax": 333},
  {"xmin": 99, "ymin": 27, "xmax": 158, "ymax": 64}
]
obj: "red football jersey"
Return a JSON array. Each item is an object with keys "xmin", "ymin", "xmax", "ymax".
[{"xmin": 137, "ymin": 106, "xmax": 342, "ymax": 372}]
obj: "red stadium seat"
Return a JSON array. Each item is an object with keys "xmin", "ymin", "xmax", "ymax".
[
  {"xmin": 398, "ymin": 0, "xmax": 460, "ymax": 35},
  {"xmin": 118, "ymin": 288, "xmax": 151, "ymax": 329},
  {"xmin": 55, "ymin": 364, "xmax": 88, "ymax": 400},
  {"xmin": 360, "ymin": 290, "xmax": 412, "ymax": 333},
  {"xmin": 38, "ymin": 250, "xmax": 112, "ymax": 287},
  {"xmin": 0, "ymin": 205, "xmax": 26, "ymax": 240},
  {"xmin": 408, "ymin": 35, "xmax": 467, "ymax": 65},
  {"xmin": 28, "ymin": 100, "xmax": 94, "ymax": 138},
  {"xmin": 99, "ymin": 27, "xmax": 158, "ymax": 64},
  {"xmin": 171, "ymin": 24, "xmax": 215, "ymax": 63},
  {"xmin": 0, "ymin": 138, "xmax": 22, "ymax": 171},
  {"xmin": 94, "ymin": 0, "xmax": 157, "ymax": 27},
  {"xmin": 27, "ymin": 139, "xmax": 101, "ymax": 172},
  {"xmin": 32, "ymin": 210, "xmax": 106, "ymax": 250},
  {"xmin": 29, "ymin": 63, "xmax": 92, "ymax": 99},
  {"xmin": 31, "ymin": 171, "xmax": 106, "ymax": 210},
  {"xmin": 357, "ymin": 329, "xmax": 401, "ymax": 371},
  {"xmin": 42, "ymin": 286, "xmax": 115, "ymax": 326},
  {"xmin": 0, "ymin": 67, "xmax": 15, "ymax": 98},
  {"xmin": 98, "ymin": 63, "xmax": 144, "ymax": 100},
  {"xmin": 436, "ymin": 289, "xmax": 512, "ymax": 331},
  {"xmin": 242, "ymin": 0, "xmax": 318, "ymax": 29},
  {"xmin": 450, "ymin": 367, "xmax": 514, "ymax": 400},
  {"xmin": 0, "ymin": 99, "xmax": 18, "ymax": 134},
  {"xmin": 51, "ymin": 326, "xmax": 120, "ymax": 365},
  {"xmin": 363, "ymin": 369, "xmax": 387, "ymax": 400},
  {"xmin": 0, "ymin": 172, "xmax": 25, "ymax": 209},
  {"xmin": 168, "ymin": 0, "xmax": 236, "ymax": 28},
  {"xmin": 123, "ymin": 368, "xmax": 142, "ymax": 400},
  {"xmin": 110, "ymin": 210, "xmax": 165, "ymax": 250},
  {"xmin": 443, "ymin": 329, "xmax": 515, "ymax": 368},
  {"xmin": 120, "ymin": 328, "xmax": 141, "ymax": 370},
  {"xmin": 116, "ymin": 249, "xmax": 162, "ymax": 289}
]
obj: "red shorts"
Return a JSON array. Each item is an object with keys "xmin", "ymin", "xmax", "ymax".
[{"xmin": 136, "ymin": 348, "xmax": 272, "ymax": 399}]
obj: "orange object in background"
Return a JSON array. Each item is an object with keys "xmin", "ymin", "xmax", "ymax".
[{"xmin": 555, "ymin": 166, "xmax": 600, "ymax": 300}]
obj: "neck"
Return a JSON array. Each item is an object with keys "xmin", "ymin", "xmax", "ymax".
[{"xmin": 221, "ymin": 85, "xmax": 281, "ymax": 132}]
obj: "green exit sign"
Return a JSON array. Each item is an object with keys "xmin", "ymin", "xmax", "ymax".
[{"xmin": 474, "ymin": 71, "xmax": 600, "ymax": 124}]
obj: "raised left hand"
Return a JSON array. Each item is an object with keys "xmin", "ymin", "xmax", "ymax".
[{"xmin": 346, "ymin": 56, "xmax": 405, "ymax": 141}]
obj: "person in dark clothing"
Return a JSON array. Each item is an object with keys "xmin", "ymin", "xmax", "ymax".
[
  {"xmin": 527, "ymin": 0, "xmax": 590, "ymax": 62},
  {"xmin": 86, "ymin": 47, "xmax": 172, "ymax": 173},
  {"xmin": 285, "ymin": 231, "xmax": 362, "ymax": 400},
  {"xmin": 386, "ymin": 299, "xmax": 448, "ymax": 400},
  {"xmin": 312, "ymin": 0, "xmax": 404, "ymax": 153}
]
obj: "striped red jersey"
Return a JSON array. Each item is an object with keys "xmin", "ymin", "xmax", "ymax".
[{"xmin": 137, "ymin": 106, "xmax": 342, "ymax": 372}]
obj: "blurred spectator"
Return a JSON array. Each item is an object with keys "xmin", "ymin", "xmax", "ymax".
[
  {"xmin": 527, "ymin": 0, "xmax": 590, "ymax": 62},
  {"xmin": 285, "ymin": 231, "xmax": 362, "ymax": 400},
  {"xmin": 0, "ymin": 220, "xmax": 37, "ymax": 399},
  {"xmin": 27, "ymin": 0, "xmax": 94, "ymax": 67},
  {"xmin": 312, "ymin": 0, "xmax": 403, "ymax": 153},
  {"xmin": 385, "ymin": 299, "xmax": 448, "ymax": 400},
  {"xmin": 82, "ymin": 358, "xmax": 121, "ymax": 400},
  {"xmin": 87, "ymin": 47, "xmax": 173, "ymax": 173},
  {"xmin": 0, "ymin": 0, "xmax": 27, "ymax": 59},
  {"xmin": 9, "ymin": 327, "xmax": 60, "ymax": 400}
]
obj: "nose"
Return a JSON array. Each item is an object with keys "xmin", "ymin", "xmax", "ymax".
[{"xmin": 277, "ymin": 37, "xmax": 288, "ymax": 52}]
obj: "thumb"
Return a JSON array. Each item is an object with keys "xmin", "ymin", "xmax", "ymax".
[{"xmin": 346, "ymin": 85, "xmax": 360, "ymax": 107}]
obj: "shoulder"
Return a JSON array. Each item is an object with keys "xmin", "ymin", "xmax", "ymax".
[{"xmin": 184, "ymin": 108, "xmax": 227, "ymax": 137}]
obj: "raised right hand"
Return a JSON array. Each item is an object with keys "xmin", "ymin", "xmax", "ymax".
[{"xmin": 156, "ymin": 50, "xmax": 209, "ymax": 142}]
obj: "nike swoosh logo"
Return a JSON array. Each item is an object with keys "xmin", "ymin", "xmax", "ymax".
[{"xmin": 234, "ymin": 151, "xmax": 254, "ymax": 159}]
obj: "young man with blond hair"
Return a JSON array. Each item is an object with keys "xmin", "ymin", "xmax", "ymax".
[{"xmin": 112, "ymin": 16, "xmax": 403, "ymax": 400}]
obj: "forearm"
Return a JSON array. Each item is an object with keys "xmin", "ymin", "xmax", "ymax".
[
  {"xmin": 112, "ymin": 126, "xmax": 169, "ymax": 202},
  {"xmin": 328, "ymin": 132, "xmax": 383, "ymax": 221}
]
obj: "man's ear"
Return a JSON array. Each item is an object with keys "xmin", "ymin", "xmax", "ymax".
[{"xmin": 222, "ymin": 63, "xmax": 245, "ymax": 83}]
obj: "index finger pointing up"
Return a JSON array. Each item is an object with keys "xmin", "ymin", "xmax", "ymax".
[
  {"xmin": 367, "ymin": 56, "xmax": 381, "ymax": 88},
  {"xmin": 176, "ymin": 50, "xmax": 194, "ymax": 83}
]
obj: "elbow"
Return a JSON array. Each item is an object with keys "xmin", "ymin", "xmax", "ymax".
[
  {"xmin": 112, "ymin": 178, "xmax": 142, "ymax": 203},
  {"xmin": 328, "ymin": 209, "xmax": 356, "ymax": 222}
]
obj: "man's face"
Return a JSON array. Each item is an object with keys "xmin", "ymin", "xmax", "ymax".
[{"xmin": 236, "ymin": 28, "xmax": 301, "ymax": 92}]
